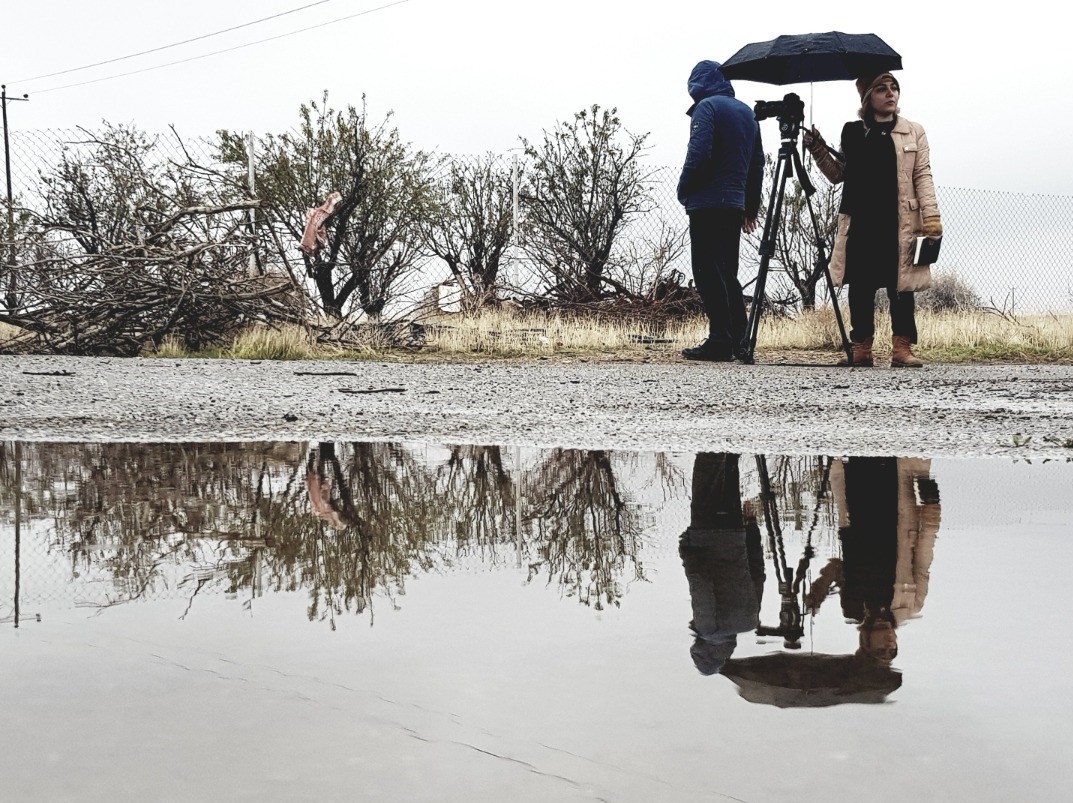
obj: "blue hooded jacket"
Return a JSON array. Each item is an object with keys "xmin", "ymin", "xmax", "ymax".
[{"xmin": 677, "ymin": 61, "xmax": 764, "ymax": 216}]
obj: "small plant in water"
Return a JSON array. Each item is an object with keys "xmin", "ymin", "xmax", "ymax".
[{"xmin": 1010, "ymin": 433, "xmax": 1033, "ymax": 448}]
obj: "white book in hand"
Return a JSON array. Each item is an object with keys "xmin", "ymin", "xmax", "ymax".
[{"xmin": 913, "ymin": 236, "xmax": 942, "ymax": 267}]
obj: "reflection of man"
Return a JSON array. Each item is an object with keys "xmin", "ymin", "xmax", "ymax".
[
  {"xmin": 806, "ymin": 457, "xmax": 941, "ymax": 664},
  {"xmin": 679, "ymin": 453, "xmax": 765, "ymax": 675}
]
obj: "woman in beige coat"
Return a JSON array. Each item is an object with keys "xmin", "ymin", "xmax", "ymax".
[{"xmin": 806, "ymin": 73, "xmax": 942, "ymax": 367}]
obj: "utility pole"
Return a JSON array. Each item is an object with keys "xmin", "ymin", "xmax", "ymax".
[
  {"xmin": 514, "ymin": 445, "xmax": 523, "ymax": 569},
  {"xmin": 2, "ymin": 85, "xmax": 30, "ymax": 310}
]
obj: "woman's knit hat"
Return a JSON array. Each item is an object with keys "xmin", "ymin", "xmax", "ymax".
[{"xmin": 856, "ymin": 72, "xmax": 900, "ymax": 118}]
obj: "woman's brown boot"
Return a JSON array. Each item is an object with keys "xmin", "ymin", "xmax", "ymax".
[
  {"xmin": 839, "ymin": 337, "xmax": 874, "ymax": 367},
  {"xmin": 891, "ymin": 335, "xmax": 924, "ymax": 368}
]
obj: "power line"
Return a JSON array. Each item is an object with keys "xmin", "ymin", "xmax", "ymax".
[
  {"xmin": 21, "ymin": 1, "xmax": 411, "ymax": 95},
  {"xmin": 11, "ymin": 0, "xmax": 343, "ymax": 86}
]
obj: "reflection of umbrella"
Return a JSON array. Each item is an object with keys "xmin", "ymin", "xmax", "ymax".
[
  {"xmin": 721, "ymin": 652, "xmax": 902, "ymax": 708},
  {"xmin": 721, "ymin": 32, "xmax": 901, "ymax": 85}
]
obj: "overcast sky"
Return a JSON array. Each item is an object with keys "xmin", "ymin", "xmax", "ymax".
[{"xmin": 3, "ymin": 0, "xmax": 1070, "ymax": 195}]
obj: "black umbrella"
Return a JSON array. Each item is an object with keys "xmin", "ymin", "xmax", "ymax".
[
  {"xmin": 721, "ymin": 652, "xmax": 903, "ymax": 708},
  {"xmin": 721, "ymin": 31, "xmax": 901, "ymax": 85}
]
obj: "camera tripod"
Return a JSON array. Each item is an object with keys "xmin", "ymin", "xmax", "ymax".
[
  {"xmin": 752, "ymin": 454, "xmax": 834, "ymax": 648},
  {"xmin": 740, "ymin": 119, "xmax": 853, "ymax": 365}
]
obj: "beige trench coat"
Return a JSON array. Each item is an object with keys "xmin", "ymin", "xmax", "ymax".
[
  {"xmin": 813, "ymin": 116, "xmax": 940, "ymax": 292},
  {"xmin": 831, "ymin": 457, "xmax": 941, "ymax": 623}
]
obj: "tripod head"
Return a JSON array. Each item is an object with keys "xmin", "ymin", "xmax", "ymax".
[{"xmin": 753, "ymin": 92, "xmax": 806, "ymax": 143}]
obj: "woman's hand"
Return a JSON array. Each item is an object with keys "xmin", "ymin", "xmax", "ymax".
[
  {"xmin": 922, "ymin": 216, "xmax": 943, "ymax": 238},
  {"xmin": 803, "ymin": 126, "xmax": 829, "ymax": 160}
]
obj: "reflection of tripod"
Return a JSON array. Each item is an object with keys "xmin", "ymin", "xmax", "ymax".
[
  {"xmin": 752, "ymin": 454, "xmax": 833, "ymax": 649},
  {"xmin": 741, "ymin": 118, "xmax": 852, "ymax": 365}
]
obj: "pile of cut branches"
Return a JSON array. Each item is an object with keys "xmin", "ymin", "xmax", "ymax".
[
  {"xmin": 1, "ymin": 201, "xmax": 310, "ymax": 355},
  {"xmin": 0, "ymin": 124, "xmax": 313, "ymax": 356}
]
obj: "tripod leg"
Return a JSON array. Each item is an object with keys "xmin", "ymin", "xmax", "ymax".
[
  {"xmin": 824, "ymin": 268, "xmax": 853, "ymax": 364},
  {"xmin": 744, "ymin": 150, "xmax": 793, "ymax": 363},
  {"xmin": 794, "ymin": 149, "xmax": 853, "ymax": 364}
]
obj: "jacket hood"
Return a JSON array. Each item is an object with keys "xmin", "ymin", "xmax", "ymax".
[{"xmin": 687, "ymin": 60, "xmax": 735, "ymax": 114}]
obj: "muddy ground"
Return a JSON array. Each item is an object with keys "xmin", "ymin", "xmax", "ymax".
[{"xmin": 2, "ymin": 355, "xmax": 1072, "ymax": 458}]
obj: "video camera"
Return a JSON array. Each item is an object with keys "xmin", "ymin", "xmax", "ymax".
[{"xmin": 753, "ymin": 92, "xmax": 806, "ymax": 140}]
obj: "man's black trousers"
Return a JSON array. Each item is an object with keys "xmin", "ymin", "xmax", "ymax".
[{"xmin": 688, "ymin": 208, "xmax": 747, "ymax": 348}]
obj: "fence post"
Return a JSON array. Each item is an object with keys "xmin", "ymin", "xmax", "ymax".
[
  {"xmin": 246, "ymin": 131, "xmax": 258, "ymax": 275},
  {"xmin": 13, "ymin": 441, "xmax": 21, "ymax": 628},
  {"xmin": 515, "ymin": 444, "xmax": 523, "ymax": 568},
  {"xmin": 512, "ymin": 152, "xmax": 521, "ymax": 245}
]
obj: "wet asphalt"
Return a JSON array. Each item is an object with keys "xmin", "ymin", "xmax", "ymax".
[{"xmin": 2, "ymin": 355, "xmax": 1072, "ymax": 458}]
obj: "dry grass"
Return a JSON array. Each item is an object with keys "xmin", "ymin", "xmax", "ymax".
[
  {"xmin": 0, "ymin": 322, "xmax": 21, "ymax": 346},
  {"xmin": 150, "ymin": 325, "xmax": 359, "ymax": 361},
  {"xmin": 151, "ymin": 335, "xmax": 194, "ymax": 359},
  {"xmin": 420, "ymin": 311, "xmax": 698, "ymax": 357},
  {"xmin": 225, "ymin": 325, "xmax": 328, "ymax": 361},
  {"xmin": 913, "ymin": 311, "xmax": 1073, "ymax": 363},
  {"xmin": 757, "ymin": 307, "xmax": 1073, "ymax": 362},
  {"xmin": 140, "ymin": 309, "xmax": 1073, "ymax": 364},
  {"xmin": 419, "ymin": 308, "xmax": 1073, "ymax": 363}
]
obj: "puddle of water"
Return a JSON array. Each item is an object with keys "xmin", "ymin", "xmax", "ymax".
[{"xmin": 1, "ymin": 442, "xmax": 1071, "ymax": 801}]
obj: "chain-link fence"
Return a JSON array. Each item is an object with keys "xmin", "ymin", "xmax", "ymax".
[{"xmin": 5, "ymin": 127, "xmax": 1072, "ymax": 315}]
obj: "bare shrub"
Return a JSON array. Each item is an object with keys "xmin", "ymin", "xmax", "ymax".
[
  {"xmin": 872, "ymin": 268, "xmax": 981, "ymax": 313},
  {"xmin": 421, "ymin": 154, "xmax": 515, "ymax": 311},
  {"xmin": 918, "ymin": 268, "xmax": 982, "ymax": 312},
  {"xmin": 221, "ymin": 93, "xmax": 438, "ymax": 320},
  {"xmin": 519, "ymin": 105, "xmax": 653, "ymax": 304}
]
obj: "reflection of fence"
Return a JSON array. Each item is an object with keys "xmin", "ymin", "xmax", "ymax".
[
  {"xmin": 10, "ymin": 128, "xmax": 1063, "ymax": 312},
  {"xmin": 0, "ymin": 442, "xmax": 841, "ymax": 625}
]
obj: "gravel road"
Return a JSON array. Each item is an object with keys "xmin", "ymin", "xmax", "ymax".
[{"xmin": 2, "ymin": 355, "xmax": 1072, "ymax": 458}]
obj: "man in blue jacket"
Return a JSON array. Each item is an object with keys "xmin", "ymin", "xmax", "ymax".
[{"xmin": 678, "ymin": 60, "xmax": 764, "ymax": 362}]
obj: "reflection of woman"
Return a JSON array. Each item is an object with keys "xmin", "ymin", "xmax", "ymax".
[
  {"xmin": 806, "ymin": 73, "xmax": 942, "ymax": 368},
  {"xmin": 679, "ymin": 453, "xmax": 765, "ymax": 675},
  {"xmin": 806, "ymin": 457, "xmax": 941, "ymax": 663}
]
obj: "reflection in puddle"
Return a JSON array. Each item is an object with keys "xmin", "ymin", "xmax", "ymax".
[
  {"xmin": 0, "ymin": 442, "xmax": 656, "ymax": 623},
  {"xmin": 0, "ymin": 441, "xmax": 945, "ymax": 706},
  {"xmin": 681, "ymin": 453, "xmax": 940, "ymax": 706},
  {"xmin": 4, "ymin": 441, "xmax": 1071, "ymax": 799}
]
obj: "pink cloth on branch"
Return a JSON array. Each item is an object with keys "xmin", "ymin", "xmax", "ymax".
[{"xmin": 299, "ymin": 191, "xmax": 342, "ymax": 256}]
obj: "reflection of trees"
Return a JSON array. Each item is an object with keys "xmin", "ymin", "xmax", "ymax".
[
  {"xmin": 228, "ymin": 442, "xmax": 446, "ymax": 629},
  {"xmin": 750, "ymin": 455, "xmax": 838, "ymax": 556},
  {"xmin": 2, "ymin": 441, "xmax": 658, "ymax": 621},
  {"xmin": 2, "ymin": 442, "xmax": 298, "ymax": 607},
  {"xmin": 437, "ymin": 445, "xmax": 516, "ymax": 564},
  {"xmin": 523, "ymin": 449, "xmax": 647, "ymax": 610}
]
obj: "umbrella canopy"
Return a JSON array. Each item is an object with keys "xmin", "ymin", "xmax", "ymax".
[
  {"xmin": 721, "ymin": 652, "xmax": 902, "ymax": 707},
  {"xmin": 721, "ymin": 32, "xmax": 901, "ymax": 86}
]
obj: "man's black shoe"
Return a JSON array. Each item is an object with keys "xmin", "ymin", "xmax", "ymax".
[{"xmin": 682, "ymin": 341, "xmax": 734, "ymax": 362}]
